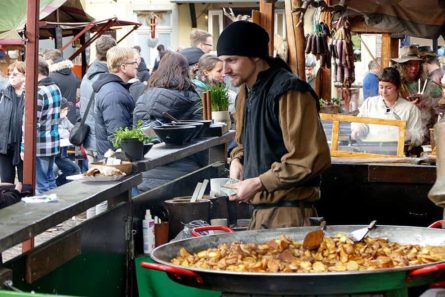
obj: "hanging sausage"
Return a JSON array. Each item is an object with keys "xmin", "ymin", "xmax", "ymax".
[
  {"xmin": 331, "ymin": 16, "xmax": 355, "ymax": 87},
  {"xmin": 305, "ymin": 22, "xmax": 331, "ymax": 69}
]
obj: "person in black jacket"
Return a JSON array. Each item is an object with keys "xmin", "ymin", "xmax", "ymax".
[
  {"xmin": 179, "ymin": 29, "xmax": 213, "ymax": 66},
  {"xmin": 152, "ymin": 44, "xmax": 166, "ymax": 72},
  {"xmin": 133, "ymin": 51, "xmax": 203, "ymax": 192},
  {"xmin": 93, "ymin": 46, "xmax": 137, "ymax": 159},
  {"xmin": 44, "ymin": 49, "xmax": 80, "ymax": 124},
  {"xmin": 0, "ymin": 61, "xmax": 25, "ymax": 183},
  {"xmin": 0, "ymin": 182, "xmax": 22, "ymax": 209},
  {"xmin": 133, "ymin": 45, "xmax": 150, "ymax": 82}
]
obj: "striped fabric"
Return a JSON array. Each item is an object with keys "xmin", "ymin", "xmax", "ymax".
[{"xmin": 36, "ymin": 83, "xmax": 60, "ymax": 157}]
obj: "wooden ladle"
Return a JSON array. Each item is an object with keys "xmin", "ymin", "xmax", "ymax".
[
  {"xmin": 302, "ymin": 220, "xmax": 326, "ymax": 250},
  {"xmin": 162, "ymin": 112, "xmax": 179, "ymax": 123}
]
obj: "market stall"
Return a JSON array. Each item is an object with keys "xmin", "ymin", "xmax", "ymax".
[{"xmin": 0, "ymin": 133, "xmax": 234, "ymax": 297}]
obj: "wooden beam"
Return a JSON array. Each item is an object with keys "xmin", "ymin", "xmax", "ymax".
[
  {"xmin": 284, "ymin": 0, "xmax": 305, "ymax": 79},
  {"xmin": 284, "ymin": 0, "xmax": 297, "ymax": 74},
  {"xmin": 381, "ymin": 33, "xmax": 391, "ymax": 68},
  {"xmin": 259, "ymin": 0, "xmax": 275, "ymax": 55},
  {"xmin": 23, "ymin": 0, "xmax": 40, "ymax": 252},
  {"xmin": 390, "ymin": 38, "xmax": 399, "ymax": 61}
]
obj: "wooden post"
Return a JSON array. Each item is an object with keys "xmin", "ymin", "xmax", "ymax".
[
  {"xmin": 259, "ymin": 0, "xmax": 275, "ymax": 55},
  {"xmin": 284, "ymin": 0, "xmax": 305, "ymax": 79},
  {"xmin": 390, "ymin": 37, "xmax": 399, "ymax": 62},
  {"xmin": 23, "ymin": 0, "xmax": 40, "ymax": 252},
  {"xmin": 381, "ymin": 33, "xmax": 392, "ymax": 67}
]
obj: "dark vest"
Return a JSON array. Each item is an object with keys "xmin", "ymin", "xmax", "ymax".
[{"xmin": 242, "ymin": 66, "xmax": 319, "ymax": 183}]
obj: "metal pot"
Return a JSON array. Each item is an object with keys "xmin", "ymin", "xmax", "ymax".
[{"xmin": 142, "ymin": 225, "xmax": 445, "ymax": 295}]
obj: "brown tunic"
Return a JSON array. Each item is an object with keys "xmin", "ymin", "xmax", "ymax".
[{"xmin": 231, "ymin": 86, "xmax": 331, "ymax": 229}]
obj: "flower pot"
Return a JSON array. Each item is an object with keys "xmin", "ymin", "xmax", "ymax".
[
  {"xmin": 212, "ymin": 110, "xmax": 231, "ymax": 128},
  {"xmin": 120, "ymin": 138, "xmax": 144, "ymax": 161}
]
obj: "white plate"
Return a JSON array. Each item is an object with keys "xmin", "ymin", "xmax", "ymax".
[
  {"xmin": 66, "ymin": 174, "xmax": 126, "ymax": 182},
  {"xmin": 82, "ymin": 175, "xmax": 126, "ymax": 182}
]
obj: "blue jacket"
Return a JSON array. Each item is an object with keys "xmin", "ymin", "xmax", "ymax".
[
  {"xmin": 93, "ymin": 73, "xmax": 135, "ymax": 158},
  {"xmin": 363, "ymin": 72, "xmax": 379, "ymax": 100}
]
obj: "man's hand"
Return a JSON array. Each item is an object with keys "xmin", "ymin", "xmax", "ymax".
[
  {"xmin": 20, "ymin": 152, "xmax": 24, "ymax": 161},
  {"xmin": 229, "ymin": 158, "xmax": 244, "ymax": 180},
  {"xmin": 227, "ymin": 177, "xmax": 263, "ymax": 203},
  {"xmin": 15, "ymin": 182, "xmax": 22, "ymax": 193}
]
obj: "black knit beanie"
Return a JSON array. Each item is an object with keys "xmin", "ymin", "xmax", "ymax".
[{"xmin": 217, "ymin": 21, "xmax": 269, "ymax": 58}]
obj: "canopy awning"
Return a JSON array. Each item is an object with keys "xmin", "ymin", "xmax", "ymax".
[
  {"xmin": 0, "ymin": 0, "xmax": 95, "ymax": 45},
  {"xmin": 332, "ymin": 0, "xmax": 445, "ymax": 39}
]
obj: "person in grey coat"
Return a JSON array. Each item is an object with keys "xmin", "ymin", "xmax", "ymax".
[
  {"xmin": 133, "ymin": 51, "xmax": 203, "ymax": 192},
  {"xmin": 79, "ymin": 35, "xmax": 116, "ymax": 164},
  {"xmin": 0, "ymin": 61, "xmax": 25, "ymax": 183}
]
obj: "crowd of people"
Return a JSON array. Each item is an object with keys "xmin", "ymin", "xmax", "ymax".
[{"xmin": 0, "ymin": 28, "xmax": 239, "ymax": 204}]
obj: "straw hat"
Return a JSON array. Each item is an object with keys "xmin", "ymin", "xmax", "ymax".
[{"xmin": 391, "ymin": 45, "xmax": 423, "ymax": 63}]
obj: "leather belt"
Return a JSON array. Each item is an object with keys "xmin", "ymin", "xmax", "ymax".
[{"xmin": 252, "ymin": 200, "xmax": 313, "ymax": 210}]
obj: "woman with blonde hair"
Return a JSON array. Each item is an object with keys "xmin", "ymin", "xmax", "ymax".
[{"xmin": 0, "ymin": 61, "xmax": 25, "ymax": 183}]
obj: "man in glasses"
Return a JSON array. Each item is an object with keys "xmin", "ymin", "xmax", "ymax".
[
  {"xmin": 93, "ymin": 46, "xmax": 138, "ymax": 159},
  {"xmin": 179, "ymin": 29, "xmax": 213, "ymax": 66}
]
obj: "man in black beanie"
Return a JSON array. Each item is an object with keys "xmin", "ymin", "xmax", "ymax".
[{"xmin": 219, "ymin": 21, "xmax": 331, "ymax": 230}]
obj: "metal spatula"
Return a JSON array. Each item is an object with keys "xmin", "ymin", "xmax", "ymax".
[
  {"xmin": 349, "ymin": 220, "xmax": 377, "ymax": 242},
  {"xmin": 303, "ymin": 220, "xmax": 326, "ymax": 250}
]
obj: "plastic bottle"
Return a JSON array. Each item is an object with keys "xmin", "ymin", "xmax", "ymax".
[{"xmin": 142, "ymin": 209, "xmax": 155, "ymax": 254}]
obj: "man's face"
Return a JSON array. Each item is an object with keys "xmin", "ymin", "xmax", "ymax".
[
  {"xmin": 121, "ymin": 54, "xmax": 139, "ymax": 79},
  {"xmin": 219, "ymin": 55, "xmax": 257, "ymax": 87},
  {"xmin": 404, "ymin": 60, "xmax": 421, "ymax": 81},
  {"xmin": 200, "ymin": 36, "xmax": 213, "ymax": 54}
]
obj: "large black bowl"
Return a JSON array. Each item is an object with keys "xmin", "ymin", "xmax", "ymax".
[
  {"xmin": 170, "ymin": 122, "xmax": 204, "ymax": 139},
  {"xmin": 178, "ymin": 120, "xmax": 212, "ymax": 137},
  {"xmin": 152, "ymin": 125, "xmax": 196, "ymax": 145}
]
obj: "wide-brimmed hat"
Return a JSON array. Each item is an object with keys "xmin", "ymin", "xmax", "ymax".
[{"xmin": 391, "ymin": 45, "xmax": 423, "ymax": 63}]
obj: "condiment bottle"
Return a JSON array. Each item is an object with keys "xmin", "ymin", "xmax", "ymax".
[{"xmin": 143, "ymin": 209, "xmax": 155, "ymax": 254}]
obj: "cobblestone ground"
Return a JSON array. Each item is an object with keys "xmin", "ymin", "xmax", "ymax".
[{"xmin": 2, "ymin": 213, "xmax": 86, "ymax": 262}]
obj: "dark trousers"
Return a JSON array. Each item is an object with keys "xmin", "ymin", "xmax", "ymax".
[
  {"xmin": 54, "ymin": 148, "xmax": 80, "ymax": 186},
  {"xmin": 0, "ymin": 149, "xmax": 23, "ymax": 183}
]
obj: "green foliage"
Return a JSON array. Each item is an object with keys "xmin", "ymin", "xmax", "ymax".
[
  {"xmin": 112, "ymin": 120, "xmax": 155, "ymax": 148},
  {"xmin": 320, "ymin": 97, "xmax": 341, "ymax": 107},
  {"xmin": 207, "ymin": 83, "xmax": 229, "ymax": 111}
]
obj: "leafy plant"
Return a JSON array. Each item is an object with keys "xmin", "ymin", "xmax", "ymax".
[
  {"xmin": 320, "ymin": 97, "xmax": 341, "ymax": 107},
  {"xmin": 112, "ymin": 120, "xmax": 155, "ymax": 148},
  {"xmin": 207, "ymin": 83, "xmax": 229, "ymax": 111}
]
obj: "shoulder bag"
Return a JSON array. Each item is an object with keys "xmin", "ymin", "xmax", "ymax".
[{"xmin": 69, "ymin": 92, "xmax": 94, "ymax": 146}]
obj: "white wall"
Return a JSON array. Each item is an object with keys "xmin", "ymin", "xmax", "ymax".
[{"xmin": 83, "ymin": 0, "xmax": 175, "ymax": 67}]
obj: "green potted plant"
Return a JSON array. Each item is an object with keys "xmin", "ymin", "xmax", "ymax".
[
  {"xmin": 320, "ymin": 97, "xmax": 341, "ymax": 114},
  {"xmin": 113, "ymin": 121, "xmax": 155, "ymax": 161},
  {"xmin": 207, "ymin": 83, "xmax": 231, "ymax": 127}
]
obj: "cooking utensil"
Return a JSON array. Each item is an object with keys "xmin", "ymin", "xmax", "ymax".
[
  {"xmin": 302, "ymin": 220, "xmax": 326, "ymax": 250},
  {"xmin": 143, "ymin": 225, "xmax": 445, "ymax": 295},
  {"xmin": 349, "ymin": 220, "xmax": 377, "ymax": 242},
  {"xmin": 196, "ymin": 179, "xmax": 208, "ymax": 201},
  {"xmin": 162, "ymin": 112, "xmax": 179, "ymax": 122},
  {"xmin": 190, "ymin": 182, "xmax": 202, "ymax": 203}
]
